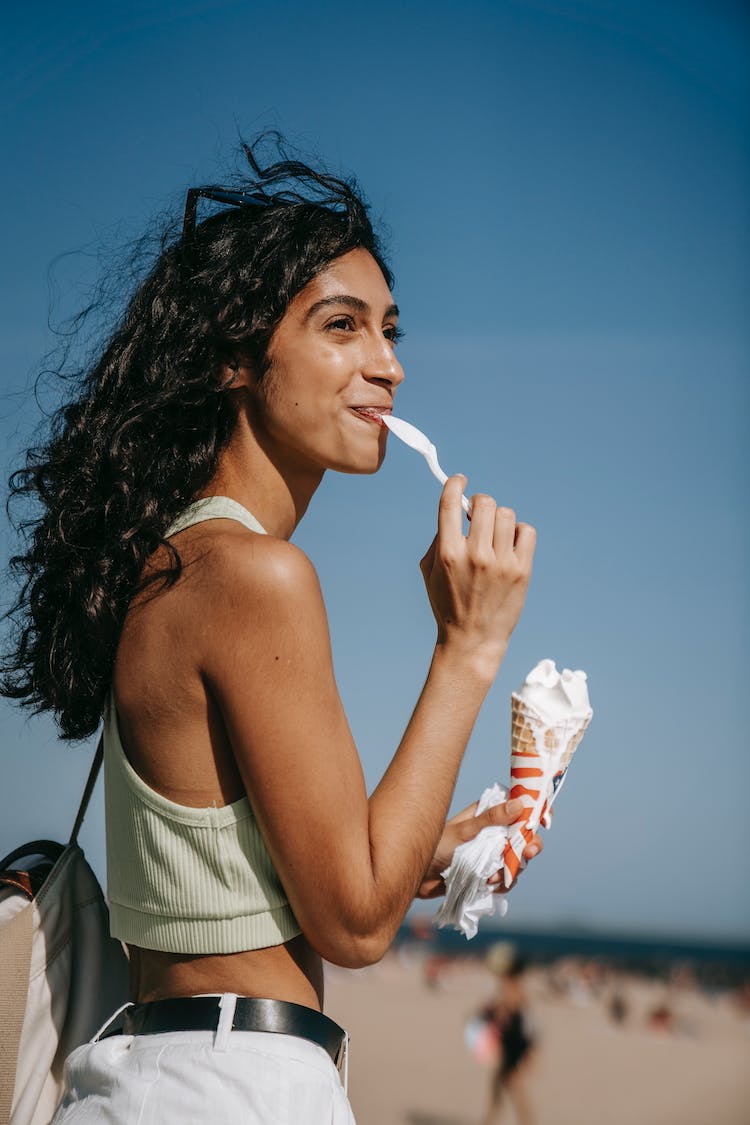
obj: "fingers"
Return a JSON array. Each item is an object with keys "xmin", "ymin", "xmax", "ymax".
[
  {"xmin": 464, "ymin": 495, "xmax": 535, "ymax": 571},
  {"xmin": 438, "ymin": 478, "xmax": 535, "ymax": 568},
  {"xmin": 513, "ymin": 522, "xmax": 537, "ymax": 568},
  {"xmin": 523, "ymin": 833, "xmax": 543, "ymax": 860},
  {"xmin": 448, "ymin": 801, "xmax": 481, "ymax": 825},
  {"xmin": 487, "ymin": 831, "xmax": 543, "ymax": 889},
  {"xmin": 466, "ymin": 499, "xmax": 517, "ymax": 559},
  {"xmin": 485, "ymin": 798, "xmax": 524, "ymax": 826},
  {"xmin": 461, "ymin": 798, "xmax": 523, "ymax": 841},
  {"xmin": 493, "ymin": 506, "xmax": 517, "ymax": 558},
  {"xmin": 437, "ymin": 475, "xmax": 468, "ymax": 551},
  {"xmin": 466, "ymin": 493, "xmax": 496, "ymax": 548}
]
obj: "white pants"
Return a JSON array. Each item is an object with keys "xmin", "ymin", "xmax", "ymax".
[{"xmin": 50, "ymin": 999, "xmax": 356, "ymax": 1124}]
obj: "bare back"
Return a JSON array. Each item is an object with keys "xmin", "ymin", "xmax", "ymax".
[{"xmin": 113, "ymin": 518, "xmax": 324, "ymax": 1009}]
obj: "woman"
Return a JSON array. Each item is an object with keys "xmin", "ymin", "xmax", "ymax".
[
  {"xmin": 3, "ymin": 140, "xmax": 539, "ymax": 1123},
  {"xmin": 480, "ymin": 943, "xmax": 537, "ymax": 1125}
]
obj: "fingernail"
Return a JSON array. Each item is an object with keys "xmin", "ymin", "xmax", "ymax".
[
  {"xmin": 527, "ymin": 845, "xmax": 539, "ymax": 858},
  {"xmin": 506, "ymin": 798, "xmax": 523, "ymax": 816},
  {"xmin": 488, "ymin": 873, "xmax": 501, "ymax": 885}
]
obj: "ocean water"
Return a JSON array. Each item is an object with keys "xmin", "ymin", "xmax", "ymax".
[{"xmin": 397, "ymin": 922, "xmax": 750, "ymax": 988}]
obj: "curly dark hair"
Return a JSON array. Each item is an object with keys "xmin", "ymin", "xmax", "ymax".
[{"xmin": 2, "ymin": 136, "xmax": 393, "ymax": 741}]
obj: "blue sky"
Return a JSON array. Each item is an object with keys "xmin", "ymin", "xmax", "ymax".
[{"xmin": 1, "ymin": 0, "xmax": 748, "ymax": 940}]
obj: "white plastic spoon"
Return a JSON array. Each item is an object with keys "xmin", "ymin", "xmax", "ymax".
[{"xmin": 382, "ymin": 415, "xmax": 472, "ymax": 517}]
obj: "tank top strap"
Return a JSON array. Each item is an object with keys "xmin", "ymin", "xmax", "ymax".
[{"xmin": 165, "ymin": 496, "xmax": 267, "ymax": 538}]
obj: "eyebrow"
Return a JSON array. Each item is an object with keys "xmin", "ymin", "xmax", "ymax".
[{"xmin": 304, "ymin": 294, "xmax": 400, "ymax": 322}]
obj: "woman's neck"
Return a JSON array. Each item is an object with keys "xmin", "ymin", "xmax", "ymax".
[{"xmin": 202, "ymin": 416, "xmax": 325, "ymax": 540}]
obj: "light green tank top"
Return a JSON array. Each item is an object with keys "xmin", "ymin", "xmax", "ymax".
[{"xmin": 105, "ymin": 496, "xmax": 301, "ymax": 954}]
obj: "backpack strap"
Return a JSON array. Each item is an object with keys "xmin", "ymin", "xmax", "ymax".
[{"xmin": 69, "ymin": 733, "xmax": 104, "ymax": 847}]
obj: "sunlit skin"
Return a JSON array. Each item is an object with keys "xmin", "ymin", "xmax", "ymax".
[{"xmin": 114, "ymin": 248, "xmax": 540, "ymax": 1009}]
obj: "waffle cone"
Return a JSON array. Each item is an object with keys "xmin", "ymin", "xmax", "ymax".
[
  {"xmin": 510, "ymin": 695, "xmax": 591, "ymax": 764},
  {"xmin": 503, "ymin": 695, "xmax": 591, "ymax": 886}
]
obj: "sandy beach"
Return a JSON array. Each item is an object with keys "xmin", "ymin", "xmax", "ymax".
[{"xmin": 325, "ymin": 953, "xmax": 749, "ymax": 1125}]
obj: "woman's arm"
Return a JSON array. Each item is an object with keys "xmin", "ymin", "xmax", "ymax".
[{"xmin": 201, "ymin": 478, "xmax": 535, "ymax": 967}]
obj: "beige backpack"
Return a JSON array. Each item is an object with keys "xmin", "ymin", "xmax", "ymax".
[{"xmin": 0, "ymin": 739, "xmax": 129, "ymax": 1124}]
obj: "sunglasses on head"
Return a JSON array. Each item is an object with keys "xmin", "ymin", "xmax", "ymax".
[{"xmin": 182, "ymin": 186, "xmax": 267, "ymax": 240}]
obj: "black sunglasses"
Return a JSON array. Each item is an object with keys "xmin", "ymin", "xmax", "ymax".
[{"xmin": 182, "ymin": 186, "xmax": 267, "ymax": 240}]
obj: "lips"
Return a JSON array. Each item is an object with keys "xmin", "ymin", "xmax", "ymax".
[{"xmin": 350, "ymin": 406, "xmax": 392, "ymax": 426}]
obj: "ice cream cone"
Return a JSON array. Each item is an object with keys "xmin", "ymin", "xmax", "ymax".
[
  {"xmin": 435, "ymin": 660, "xmax": 593, "ymax": 939},
  {"xmin": 503, "ymin": 694, "xmax": 591, "ymax": 886}
]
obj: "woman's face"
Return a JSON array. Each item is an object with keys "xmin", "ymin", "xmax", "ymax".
[{"xmin": 249, "ymin": 247, "xmax": 404, "ymax": 476}]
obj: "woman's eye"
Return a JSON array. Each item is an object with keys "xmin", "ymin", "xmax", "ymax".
[
  {"xmin": 326, "ymin": 316, "xmax": 355, "ymax": 332},
  {"xmin": 384, "ymin": 325, "xmax": 404, "ymax": 344}
]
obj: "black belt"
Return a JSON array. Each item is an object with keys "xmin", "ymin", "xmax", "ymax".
[{"xmin": 102, "ymin": 996, "xmax": 347, "ymax": 1065}]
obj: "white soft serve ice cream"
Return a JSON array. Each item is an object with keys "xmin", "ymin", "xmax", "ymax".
[{"xmin": 514, "ymin": 658, "xmax": 592, "ymax": 723}]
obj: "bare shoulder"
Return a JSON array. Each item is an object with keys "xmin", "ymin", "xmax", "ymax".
[
  {"xmin": 185, "ymin": 525, "xmax": 322, "ymax": 609},
  {"xmin": 162, "ymin": 524, "xmax": 328, "ymax": 660},
  {"xmin": 120, "ymin": 523, "xmax": 330, "ymax": 705}
]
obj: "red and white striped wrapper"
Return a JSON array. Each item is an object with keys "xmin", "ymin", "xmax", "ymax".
[{"xmin": 502, "ymin": 694, "xmax": 592, "ymax": 887}]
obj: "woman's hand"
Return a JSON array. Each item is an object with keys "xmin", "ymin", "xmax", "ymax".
[
  {"xmin": 419, "ymin": 478, "xmax": 536, "ymax": 680},
  {"xmin": 417, "ymin": 798, "xmax": 544, "ymax": 899}
]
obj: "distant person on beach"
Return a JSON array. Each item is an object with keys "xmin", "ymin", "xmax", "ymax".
[
  {"xmin": 608, "ymin": 981, "xmax": 628, "ymax": 1026},
  {"xmin": 2, "ymin": 136, "xmax": 540, "ymax": 1123},
  {"xmin": 479, "ymin": 943, "xmax": 537, "ymax": 1125}
]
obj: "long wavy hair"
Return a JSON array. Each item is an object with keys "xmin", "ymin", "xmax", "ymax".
[{"xmin": 2, "ymin": 137, "xmax": 393, "ymax": 741}]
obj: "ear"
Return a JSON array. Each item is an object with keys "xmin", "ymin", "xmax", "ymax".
[{"xmin": 221, "ymin": 354, "xmax": 257, "ymax": 390}]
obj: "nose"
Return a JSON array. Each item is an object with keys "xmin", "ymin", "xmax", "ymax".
[{"xmin": 362, "ymin": 335, "xmax": 405, "ymax": 391}]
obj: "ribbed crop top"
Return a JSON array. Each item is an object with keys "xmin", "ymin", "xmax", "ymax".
[{"xmin": 105, "ymin": 496, "xmax": 301, "ymax": 954}]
